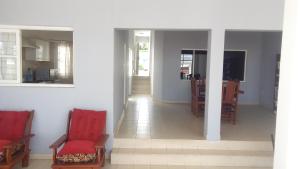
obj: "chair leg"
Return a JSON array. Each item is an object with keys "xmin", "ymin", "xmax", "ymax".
[
  {"xmin": 201, "ymin": 104, "xmax": 205, "ymax": 116},
  {"xmin": 21, "ymin": 140, "xmax": 31, "ymax": 168},
  {"xmin": 101, "ymin": 148, "xmax": 106, "ymax": 167},
  {"xmin": 22, "ymin": 152, "xmax": 29, "ymax": 167},
  {"xmin": 102, "ymin": 156, "xmax": 105, "ymax": 167},
  {"xmin": 196, "ymin": 104, "xmax": 200, "ymax": 114},
  {"xmin": 232, "ymin": 105, "xmax": 237, "ymax": 125},
  {"xmin": 193, "ymin": 101, "xmax": 197, "ymax": 114},
  {"xmin": 232, "ymin": 110, "xmax": 236, "ymax": 125}
]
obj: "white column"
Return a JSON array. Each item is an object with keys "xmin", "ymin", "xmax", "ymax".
[
  {"xmin": 204, "ymin": 28, "xmax": 225, "ymax": 141},
  {"xmin": 274, "ymin": 0, "xmax": 300, "ymax": 168}
]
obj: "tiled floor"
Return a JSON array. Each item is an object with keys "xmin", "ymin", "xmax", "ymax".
[
  {"xmin": 14, "ymin": 160, "xmax": 116, "ymax": 169},
  {"xmin": 116, "ymin": 95, "xmax": 276, "ymax": 141},
  {"xmin": 14, "ymin": 160, "xmax": 272, "ymax": 169}
]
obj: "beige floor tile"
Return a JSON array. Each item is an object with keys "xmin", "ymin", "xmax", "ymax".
[
  {"xmin": 134, "ymin": 165, "xmax": 151, "ymax": 169},
  {"xmin": 14, "ymin": 160, "xmax": 118, "ymax": 169},
  {"xmin": 117, "ymin": 164, "xmax": 135, "ymax": 169},
  {"xmin": 116, "ymin": 95, "xmax": 275, "ymax": 141},
  {"xmin": 167, "ymin": 165, "xmax": 186, "ymax": 169},
  {"xmin": 118, "ymin": 148, "xmax": 136, "ymax": 154},
  {"xmin": 15, "ymin": 160, "xmax": 52, "ymax": 169},
  {"xmin": 114, "ymin": 138, "xmax": 138, "ymax": 148},
  {"xmin": 134, "ymin": 139, "xmax": 152, "ymax": 148},
  {"xmin": 150, "ymin": 165, "xmax": 168, "ymax": 169},
  {"xmin": 151, "ymin": 139, "xmax": 167, "ymax": 149}
]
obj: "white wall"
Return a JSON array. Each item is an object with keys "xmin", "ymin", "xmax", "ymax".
[
  {"xmin": 150, "ymin": 30, "xmax": 155, "ymax": 96},
  {"xmin": 0, "ymin": 0, "xmax": 284, "ymax": 154},
  {"xmin": 152, "ymin": 31, "xmax": 165, "ymax": 100},
  {"xmin": 127, "ymin": 30, "xmax": 135, "ymax": 96},
  {"xmin": 260, "ymin": 32, "xmax": 282, "ymax": 109},
  {"xmin": 224, "ymin": 31, "xmax": 264, "ymax": 105},
  {"xmin": 0, "ymin": 0, "xmax": 115, "ymax": 154},
  {"xmin": 161, "ymin": 31, "xmax": 208, "ymax": 102},
  {"xmin": 113, "ymin": 30, "xmax": 128, "ymax": 131},
  {"xmin": 273, "ymin": 0, "xmax": 300, "ymax": 167},
  {"xmin": 113, "ymin": 0, "xmax": 284, "ymax": 30},
  {"xmin": 154, "ymin": 31, "xmax": 267, "ymax": 104}
]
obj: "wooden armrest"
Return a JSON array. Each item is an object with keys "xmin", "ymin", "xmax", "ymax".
[
  {"xmin": 49, "ymin": 134, "xmax": 67, "ymax": 149},
  {"xmin": 20, "ymin": 133, "xmax": 35, "ymax": 141},
  {"xmin": 95, "ymin": 134, "xmax": 109, "ymax": 149},
  {"xmin": 3, "ymin": 142, "xmax": 19, "ymax": 149},
  {"xmin": 3, "ymin": 134, "xmax": 35, "ymax": 149}
]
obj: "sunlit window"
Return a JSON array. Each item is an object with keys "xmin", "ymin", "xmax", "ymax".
[
  {"xmin": 180, "ymin": 50, "xmax": 193, "ymax": 80},
  {"xmin": 58, "ymin": 42, "xmax": 71, "ymax": 78}
]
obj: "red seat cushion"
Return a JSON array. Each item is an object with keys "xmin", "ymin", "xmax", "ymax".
[
  {"xmin": 0, "ymin": 111, "xmax": 30, "ymax": 140},
  {"xmin": 57, "ymin": 140, "xmax": 96, "ymax": 156},
  {"xmin": 68, "ymin": 109, "xmax": 106, "ymax": 141}
]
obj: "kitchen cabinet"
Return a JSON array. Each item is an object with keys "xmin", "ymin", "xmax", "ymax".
[
  {"xmin": 35, "ymin": 40, "xmax": 50, "ymax": 61},
  {"xmin": 23, "ymin": 39, "xmax": 50, "ymax": 61}
]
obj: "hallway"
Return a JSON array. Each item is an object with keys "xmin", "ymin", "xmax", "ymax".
[
  {"xmin": 116, "ymin": 95, "xmax": 276, "ymax": 141},
  {"xmin": 132, "ymin": 76, "xmax": 151, "ymax": 95}
]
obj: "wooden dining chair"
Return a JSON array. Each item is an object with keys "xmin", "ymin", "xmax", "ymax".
[
  {"xmin": 222, "ymin": 80, "xmax": 240, "ymax": 124},
  {"xmin": 191, "ymin": 79, "xmax": 206, "ymax": 117}
]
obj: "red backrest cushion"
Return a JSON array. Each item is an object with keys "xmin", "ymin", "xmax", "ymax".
[
  {"xmin": 0, "ymin": 111, "xmax": 30, "ymax": 140},
  {"xmin": 68, "ymin": 109, "xmax": 106, "ymax": 141}
]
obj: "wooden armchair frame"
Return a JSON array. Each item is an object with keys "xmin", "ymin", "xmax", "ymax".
[
  {"xmin": 222, "ymin": 81, "xmax": 240, "ymax": 124},
  {"xmin": 49, "ymin": 111, "xmax": 109, "ymax": 169},
  {"xmin": 0, "ymin": 111, "xmax": 34, "ymax": 169},
  {"xmin": 191, "ymin": 79, "xmax": 206, "ymax": 117}
]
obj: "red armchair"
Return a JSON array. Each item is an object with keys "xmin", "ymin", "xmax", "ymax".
[
  {"xmin": 50, "ymin": 108, "xmax": 109, "ymax": 169},
  {"xmin": 0, "ymin": 110, "xmax": 34, "ymax": 169}
]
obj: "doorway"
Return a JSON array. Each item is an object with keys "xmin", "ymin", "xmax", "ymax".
[
  {"xmin": 115, "ymin": 30, "xmax": 210, "ymax": 139},
  {"xmin": 131, "ymin": 30, "xmax": 152, "ymax": 95},
  {"xmin": 134, "ymin": 30, "xmax": 151, "ymax": 77}
]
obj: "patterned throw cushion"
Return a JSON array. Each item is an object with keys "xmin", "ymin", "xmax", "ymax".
[
  {"xmin": 56, "ymin": 153, "xmax": 96, "ymax": 163},
  {"xmin": 0, "ymin": 140, "xmax": 11, "ymax": 162},
  {"xmin": 0, "ymin": 151, "xmax": 3, "ymax": 162},
  {"xmin": 0, "ymin": 139, "xmax": 23, "ymax": 162},
  {"xmin": 56, "ymin": 140, "xmax": 97, "ymax": 163}
]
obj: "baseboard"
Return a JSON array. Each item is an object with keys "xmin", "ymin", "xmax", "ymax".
[
  {"xmin": 114, "ymin": 101, "xmax": 127, "ymax": 135},
  {"xmin": 238, "ymin": 103, "xmax": 260, "ymax": 106},
  {"xmin": 153, "ymin": 97, "xmax": 190, "ymax": 104},
  {"xmin": 154, "ymin": 99, "xmax": 261, "ymax": 105},
  {"xmin": 162, "ymin": 100, "xmax": 190, "ymax": 104},
  {"xmin": 30, "ymin": 154, "xmax": 52, "ymax": 160},
  {"xmin": 115, "ymin": 111, "xmax": 125, "ymax": 135}
]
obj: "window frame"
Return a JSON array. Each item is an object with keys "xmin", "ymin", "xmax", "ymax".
[
  {"xmin": 0, "ymin": 25, "xmax": 74, "ymax": 87},
  {"xmin": 0, "ymin": 29, "xmax": 21, "ymax": 84},
  {"xmin": 223, "ymin": 49, "xmax": 247, "ymax": 82},
  {"xmin": 180, "ymin": 48, "xmax": 247, "ymax": 82},
  {"xmin": 180, "ymin": 50, "xmax": 194, "ymax": 78}
]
